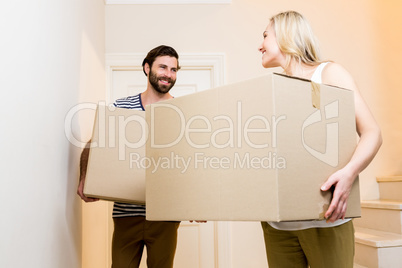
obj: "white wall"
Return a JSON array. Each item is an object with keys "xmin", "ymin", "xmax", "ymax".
[{"xmin": 0, "ymin": 1, "xmax": 105, "ymax": 267}]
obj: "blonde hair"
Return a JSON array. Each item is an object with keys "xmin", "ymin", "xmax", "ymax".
[{"xmin": 270, "ymin": 11, "xmax": 322, "ymax": 70}]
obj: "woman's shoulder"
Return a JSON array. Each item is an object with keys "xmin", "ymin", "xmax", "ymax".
[{"xmin": 321, "ymin": 62, "xmax": 356, "ymax": 91}]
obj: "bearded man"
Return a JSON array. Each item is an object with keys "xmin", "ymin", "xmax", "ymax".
[{"xmin": 77, "ymin": 45, "xmax": 181, "ymax": 268}]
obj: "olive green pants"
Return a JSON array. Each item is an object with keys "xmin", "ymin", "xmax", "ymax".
[
  {"xmin": 112, "ymin": 216, "xmax": 180, "ymax": 268},
  {"xmin": 261, "ymin": 221, "xmax": 355, "ymax": 268}
]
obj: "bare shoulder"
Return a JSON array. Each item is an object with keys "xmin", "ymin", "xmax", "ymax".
[{"xmin": 322, "ymin": 62, "xmax": 357, "ymax": 91}]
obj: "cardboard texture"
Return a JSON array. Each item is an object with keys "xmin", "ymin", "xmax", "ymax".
[
  {"xmin": 145, "ymin": 73, "xmax": 361, "ymax": 221},
  {"xmin": 84, "ymin": 105, "xmax": 147, "ymax": 204}
]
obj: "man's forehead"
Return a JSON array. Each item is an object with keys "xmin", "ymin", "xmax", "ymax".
[{"xmin": 154, "ymin": 55, "xmax": 177, "ymax": 64}]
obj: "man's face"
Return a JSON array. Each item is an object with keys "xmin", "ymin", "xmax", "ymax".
[{"xmin": 148, "ymin": 56, "xmax": 178, "ymax": 94}]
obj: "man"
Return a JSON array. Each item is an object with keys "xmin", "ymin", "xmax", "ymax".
[{"xmin": 77, "ymin": 45, "xmax": 181, "ymax": 268}]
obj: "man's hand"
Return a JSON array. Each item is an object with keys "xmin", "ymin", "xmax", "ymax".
[
  {"xmin": 77, "ymin": 176, "xmax": 99, "ymax": 202},
  {"xmin": 76, "ymin": 141, "xmax": 99, "ymax": 202},
  {"xmin": 321, "ymin": 167, "xmax": 356, "ymax": 222}
]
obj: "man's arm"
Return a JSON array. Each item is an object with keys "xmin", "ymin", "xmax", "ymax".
[{"xmin": 77, "ymin": 141, "xmax": 99, "ymax": 202}]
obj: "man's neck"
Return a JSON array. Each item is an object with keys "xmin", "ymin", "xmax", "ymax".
[{"xmin": 140, "ymin": 87, "xmax": 173, "ymax": 108}]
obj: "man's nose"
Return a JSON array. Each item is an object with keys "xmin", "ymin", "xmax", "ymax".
[{"xmin": 165, "ymin": 69, "xmax": 174, "ymax": 78}]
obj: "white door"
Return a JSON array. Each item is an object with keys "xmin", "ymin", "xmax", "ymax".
[{"xmin": 105, "ymin": 54, "xmax": 231, "ymax": 268}]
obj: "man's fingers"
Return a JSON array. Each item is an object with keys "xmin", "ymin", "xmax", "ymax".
[
  {"xmin": 82, "ymin": 196, "xmax": 99, "ymax": 202},
  {"xmin": 77, "ymin": 189, "xmax": 99, "ymax": 203}
]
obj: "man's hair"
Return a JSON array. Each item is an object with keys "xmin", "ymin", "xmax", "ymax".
[
  {"xmin": 142, "ymin": 45, "xmax": 180, "ymax": 76},
  {"xmin": 270, "ymin": 11, "xmax": 322, "ymax": 69}
]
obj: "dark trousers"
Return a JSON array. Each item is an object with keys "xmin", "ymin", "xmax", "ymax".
[
  {"xmin": 112, "ymin": 216, "xmax": 180, "ymax": 268},
  {"xmin": 261, "ymin": 220, "xmax": 355, "ymax": 268}
]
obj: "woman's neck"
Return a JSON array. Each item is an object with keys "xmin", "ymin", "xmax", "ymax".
[{"xmin": 283, "ymin": 60, "xmax": 318, "ymax": 80}]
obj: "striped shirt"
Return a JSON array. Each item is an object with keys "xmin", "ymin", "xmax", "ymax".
[{"xmin": 112, "ymin": 93, "xmax": 146, "ymax": 217}]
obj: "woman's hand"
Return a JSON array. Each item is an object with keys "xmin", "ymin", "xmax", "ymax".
[{"xmin": 321, "ymin": 167, "xmax": 357, "ymax": 222}]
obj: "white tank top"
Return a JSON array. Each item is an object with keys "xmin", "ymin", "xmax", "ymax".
[
  {"xmin": 268, "ymin": 62, "xmax": 351, "ymax": 230},
  {"xmin": 311, "ymin": 62, "xmax": 329, "ymax": 83}
]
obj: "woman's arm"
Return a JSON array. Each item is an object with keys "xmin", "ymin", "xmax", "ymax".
[{"xmin": 320, "ymin": 63, "xmax": 382, "ymax": 222}]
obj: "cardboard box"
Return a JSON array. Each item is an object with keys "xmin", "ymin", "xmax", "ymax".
[
  {"xmin": 145, "ymin": 73, "xmax": 361, "ymax": 221},
  {"xmin": 83, "ymin": 105, "xmax": 147, "ymax": 204}
]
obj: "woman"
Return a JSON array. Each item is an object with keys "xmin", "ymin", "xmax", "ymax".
[{"xmin": 258, "ymin": 11, "xmax": 382, "ymax": 268}]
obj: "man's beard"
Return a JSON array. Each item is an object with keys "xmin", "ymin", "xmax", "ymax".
[{"xmin": 149, "ymin": 69, "xmax": 176, "ymax": 94}]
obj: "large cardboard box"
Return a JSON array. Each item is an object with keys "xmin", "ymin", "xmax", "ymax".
[
  {"xmin": 83, "ymin": 105, "xmax": 147, "ymax": 204},
  {"xmin": 145, "ymin": 73, "xmax": 361, "ymax": 221}
]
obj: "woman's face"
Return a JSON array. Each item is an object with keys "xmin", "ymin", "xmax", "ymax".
[{"xmin": 259, "ymin": 23, "xmax": 285, "ymax": 68}]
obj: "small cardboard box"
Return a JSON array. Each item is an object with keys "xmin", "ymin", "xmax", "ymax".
[
  {"xmin": 83, "ymin": 105, "xmax": 147, "ymax": 204},
  {"xmin": 145, "ymin": 73, "xmax": 361, "ymax": 221}
]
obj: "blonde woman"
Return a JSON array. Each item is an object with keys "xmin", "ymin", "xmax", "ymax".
[{"xmin": 258, "ymin": 11, "xmax": 382, "ymax": 267}]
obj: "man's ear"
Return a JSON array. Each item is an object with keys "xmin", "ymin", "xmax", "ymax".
[{"xmin": 144, "ymin": 62, "xmax": 150, "ymax": 76}]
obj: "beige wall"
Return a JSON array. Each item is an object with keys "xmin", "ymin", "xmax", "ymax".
[
  {"xmin": 0, "ymin": 1, "xmax": 105, "ymax": 267},
  {"xmin": 106, "ymin": 0, "xmax": 402, "ymax": 201}
]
